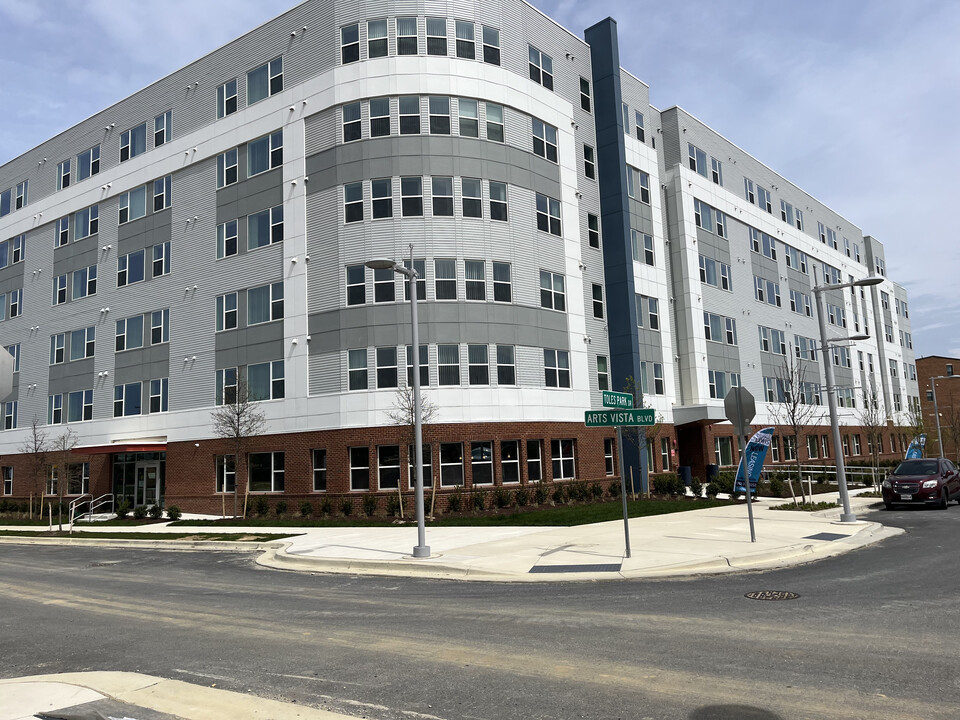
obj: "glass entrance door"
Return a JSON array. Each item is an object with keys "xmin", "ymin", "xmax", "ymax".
[{"xmin": 135, "ymin": 463, "xmax": 160, "ymax": 506}]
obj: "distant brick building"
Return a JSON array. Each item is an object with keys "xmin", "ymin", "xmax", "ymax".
[{"xmin": 917, "ymin": 356, "xmax": 960, "ymax": 460}]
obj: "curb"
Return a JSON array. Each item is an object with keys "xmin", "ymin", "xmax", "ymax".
[{"xmin": 0, "ymin": 536, "xmax": 280, "ymax": 553}]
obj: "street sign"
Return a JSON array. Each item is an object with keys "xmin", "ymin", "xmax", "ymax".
[
  {"xmin": 584, "ymin": 409, "xmax": 656, "ymax": 427},
  {"xmin": 724, "ymin": 387, "xmax": 756, "ymax": 438},
  {"xmin": 602, "ymin": 390, "xmax": 633, "ymax": 409}
]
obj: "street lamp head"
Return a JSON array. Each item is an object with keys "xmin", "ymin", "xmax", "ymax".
[
  {"xmin": 365, "ymin": 258, "xmax": 399, "ymax": 271},
  {"xmin": 847, "ymin": 334, "xmax": 871, "ymax": 341},
  {"xmin": 853, "ymin": 276, "xmax": 884, "ymax": 288}
]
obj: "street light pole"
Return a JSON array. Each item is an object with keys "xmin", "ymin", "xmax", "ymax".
[
  {"xmin": 932, "ymin": 380, "xmax": 942, "ymax": 458},
  {"xmin": 366, "ymin": 246, "xmax": 429, "ymax": 558},
  {"xmin": 812, "ymin": 268, "xmax": 884, "ymax": 524}
]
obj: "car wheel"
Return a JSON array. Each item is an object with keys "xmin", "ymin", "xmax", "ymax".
[
  {"xmin": 939, "ymin": 489, "xmax": 949, "ymax": 510},
  {"xmin": 884, "ymin": 502, "xmax": 893, "ymax": 510}
]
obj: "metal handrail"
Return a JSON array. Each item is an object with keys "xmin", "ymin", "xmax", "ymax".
[
  {"xmin": 68, "ymin": 494, "xmax": 92, "ymax": 527},
  {"xmin": 72, "ymin": 493, "xmax": 114, "ymax": 522}
]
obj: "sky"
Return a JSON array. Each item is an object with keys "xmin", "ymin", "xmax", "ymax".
[{"xmin": 1, "ymin": 0, "xmax": 957, "ymax": 358}]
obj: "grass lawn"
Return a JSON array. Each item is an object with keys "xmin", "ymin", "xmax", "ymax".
[
  {"xmin": 0, "ymin": 530, "xmax": 297, "ymax": 542},
  {"xmin": 0, "ymin": 517, "xmax": 167, "ymax": 527}
]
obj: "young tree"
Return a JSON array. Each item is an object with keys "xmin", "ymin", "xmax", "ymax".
[
  {"xmin": 49, "ymin": 428, "xmax": 79, "ymax": 531},
  {"xmin": 899, "ymin": 399, "xmax": 925, "ymax": 456},
  {"xmin": 18, "ymin": 418, "xmax": 50, "ymax": 519},
  {"xmin": 386, "ymin": 386, "xmax": 438, "ymax": 517},
  {"xmin": 943, "ymin": 405, "xmax": 960, "ymax": 464},
  {"xmin": 210, "ymin": 378, "xmax": 267, "ymax": 518},
  {"xmin": 768, "ymin": 352, "xmax": 821, "ymax": 504},
  {"xmin": 858, "ymin": 387, "xmax": 886, "ymax": 490}
]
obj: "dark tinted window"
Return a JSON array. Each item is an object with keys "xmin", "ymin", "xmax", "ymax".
[{"xmin": 892, "ymin": 460, "xmax": 939, "ymax": 476}]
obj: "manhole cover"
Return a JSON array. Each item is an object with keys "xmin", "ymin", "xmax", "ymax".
[{"xmin": 744, "ymin": 590, "xmax": 800, "ymax": 601}]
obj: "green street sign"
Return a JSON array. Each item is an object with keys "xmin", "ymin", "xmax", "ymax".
[
  {"xmin": 602, "ymin": 391, "xmax": 633, "ymax": 409},
  {"xmin": 584, "ymin": 409, "xmax": 656, "ymax": 427}
]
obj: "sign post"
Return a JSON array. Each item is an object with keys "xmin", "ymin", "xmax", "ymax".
[{"xmin": 724, "ymin": 387, "xmax": 757, "ymax": 542}]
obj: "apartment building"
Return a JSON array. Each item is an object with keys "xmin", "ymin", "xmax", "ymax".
[{"xmin": 0, "ymin": 2, "xmax": 916, "ymax": 512}]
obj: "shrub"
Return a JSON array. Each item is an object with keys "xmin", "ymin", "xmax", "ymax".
[
  {"xmin": 534, "ymin": 481, "xmax": 549, "ymax": 504},
  {"xmin": 690, "ymin": 477, "xmax": 703, "ymax": 499},
  {"xmin": 591, "ymin": 482, "xmax": 605, "ymax": 500},
  {"xmin": 769, "ymin": 476, "xmax": 785, "ymax": 497},
  {"xmin": 340, "ymin": 498, "xmax": 353, "ymax": 516},
  {"xmin": 448, "ymin": 487, "xmax": 463, "ymax": 513},
  {"xmin": 299, "ymin": 501, "xmax": 313, "ymax": 517},
  {"xmin": 705, "ymin": 482, "xmax": 720, "ymax": 499},
  {"xmin": 471, "ymin": 489, "xmax": 486, "ymax": 512},
  {"xmin": 717, "ymin": 472, "xmax": 735, "ymax": 495},
  {"xmin": 115, "ymin": 500, "xmax": 130, "ymax": 519},
  {"xmin": 166, "ymin": 505, "xmax": 182, "ymax": 521},
  {"xmin": 552, "ymin": 486, "xmax": 565, "ymax": 504},
  {"xmin": 385, "ymin": 494, "xmax": 401, "ymax": 517},
  {"xmin": 275, "ymin": 500, "xmax": 288, "ymax": 516},
  {"xmin": 652, "ymin": 474, "xmax": 677, "ymax": 496},
  {"xmin": 148, "ymin": 504, "xmax": 164, "ymax": 520},
  {"xmin": 567, "ymin": 481, "xmax": 589, "ymax": 502},
  {"xmin": 0, "ymin": 500, "xmax": 9, "ymax": 513},
  {"xmin": 254, "ymin": 497, "xmax": 269, "ymax": 517},
  {"xmin": 493, "ymin": 487, "xmax": 512, "ymax": 509},
  {"xmin": 609, "ymin": 480, "xmax": 622, "ymax": 498},
  {"xmin": 319, "ymin": 498, "xmax": 333, "ymax": 515},
  {"xmin": 133, "ymin": 505, "xmax": 148, "ymax": 520},
  {"xmin": 515, "ymin": 487, "xmax": 529, "ymax": 507},
  {"xmin": 362, "ymin": 494, "xmax": 379, "ymax": 517}
]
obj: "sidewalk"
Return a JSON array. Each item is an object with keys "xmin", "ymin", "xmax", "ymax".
[{"xmin": 0, "ymin": 491, "xmax": 899, "ymax": 582}]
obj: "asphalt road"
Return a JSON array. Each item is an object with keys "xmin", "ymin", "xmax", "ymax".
[{"xmin": 1, "ymin": 506, "xmax": 958, "ymax": 720}]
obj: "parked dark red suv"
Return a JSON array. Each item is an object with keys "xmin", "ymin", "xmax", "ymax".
[{"xmin": 882, "ymin": 458, "xmax": 960, "ymax": 509}]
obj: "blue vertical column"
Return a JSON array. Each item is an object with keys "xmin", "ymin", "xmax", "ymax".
[{"xmin": 585, "ymin": 18, "xmax": 646, "ymax": 491}]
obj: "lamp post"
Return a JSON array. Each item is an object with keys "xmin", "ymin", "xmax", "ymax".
[
  {"xmin": 813, "ymin": 267, "xmax": 884, "ymax": 524},
  {"xmin": 366, "ymin": 245, "xmax": 429, "ymax": 558},
  {"xmin": 928, "ymin": 375, "xmax": 960, "ymax": 457}
]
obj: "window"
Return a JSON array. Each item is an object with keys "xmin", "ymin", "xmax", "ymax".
[
  {"xmin": 10, "ymin": 235, "xmax": 23, "ymax": 264},
  {"xmin": 780, "ymin": 200, "xmax": 794, "ymax": 226},
  {"xmin": 708, "ymin": 370, "xmax": 726, "ymax": 399},
  {"xmin": 597, "ymin": 356, "xmax": 609, "ymax": 391},
  {"xmin": 218, "ymin": 220, "xmax": 238, "ymax": 258},
  {"xmin": 750, "ymin": 228, "xmax": 777, "ymax": 260},
  {"xmin": 592, "ymin": 284, "xmax": 604, "ymax": 319},
  {"xmin": 371, "ymin": 178, "xmax": 393, "ymax": 219},
  {"xmin": 248, "ymin": 360, "xmax": 284, "ymax": 400},
  {"xmin": 407, "ymin": 444, "xmax": 433, "ymax": 489},
  {"xmin": 367, "ymin": 19, "xmax": 387, "ymax": 58},
  {"xmin": 7, "ymin": 289, "xmax": 21, "ymax": 318},
  {"xmin": 455, "ymin": 20, "xmax": 475, "ymax": 59},
  {"xmin": 2, "ymin": 466, "xmax": 11, "ymax": 495},
  {"xmin": 795, "ymin": 208, "xmax": 804, "ymax": 231},
  {"xmin": 458, "ymin": 177, "xmax": 483, "ymax": 218},
  {"xmin": 55, "ymin": 217, "xmax": 69, "ymax": 247},
  {"xmin": 118, "ymin": 186, "xmax": 147, "ymax": 224},
  {"xmin": 248, "ymin": 282, "xmax": 283, "ymax": 324},
  {"xmin": 406, "ymin": 344, "xmax": 429, "ymax": 387},
  {"xmin": 468, "ymin": 345, "xmax": 489, "ymax": 385},
  {"xmin": 432, "ymin": 258, "xmax": 457, "ymax": 300},
  {"xmin": 631, "ymin": 230, "xmax": 654, "ymax": 265},
  {"xmin": 469, "ymin": 442, "xmax": 493, "ymax": 484},
  {"xmin": 249, "ymin": 452, "xmax": 284, "ymax": 492},
  {"xmin": 367, "ymin": 267, "xmax": 393, "ymax": 303},
  {"xmin": 401, "ymin": 176, "xmax": 423, "ymax": 216},
  {"xmin": 247, "ymin": 205, "xmax": 283, "ymax": 250},
  {"xmin": 536, "ymin": 193, "xmax": 561, "ymax": 235},
  {"xmin": 482, "ymin": 26, "xmax": 500, "ymax": 65},
  {"xmin": 464, "ymin": 260, "xmax": 485, "ymax": 301},
  {"xmin": 626, "ymin": 166, "xmax": 650, "ymax": 203},
  {"xmin": 440, "ymin": 443, "xmax": 464, "ymax": 486},
  {"xmin": 369, "ymin": 97, "xmax": 390, "ymax": 137},
  {"xmin": 711, "ymin": 157, "xmax": 723, "ymax": 185},
  {"xmin": 342, "ymin": 101, "xmax": 361, "ymax": 142},
  {"xmin": 528, "ymin": 46, "xmax": 553, "ymax": 89},
  {"xmin": 403, "ymin": 259, "xmax": 426, "ymax": 301},
  {"xmin": 217, "ymin": 79, "xmax": 237, "ymax": 118},
  {"xmin": 580, "ymin": 77, "xmax": 591, "ymax": 112},
  {"xmin": 426, "ymin": 17, "xmax": 447, "ymax": 55},
  {"xmin": 341, "ymin": 24, "xmax": 360, "ymax": 63},
  {"xmin": 784, "ymin": 245, "xmax": 808, "ymax": 273},
  {"xmin": 754, "ymin": 276, "xmax": 781, "ymax": 307},
  {"xmin": 634, "ymin": 111, "xmax": 645, "ymax": 142},
  {"xmin": 540, "ymin": 271, "xmax": 565, "ymax": 311},
  {"xmin": 376, "ymin": 446, "xmax": 401, "ymax": 490},
  {"xmin": 53, "ymin": 274, "xmax": 67, "ymax": 305},
  {"xmin": 399, "ymin": 96, "xmax": 420, "ymax": 134},
  {"xmin": 153, "ymin": 175, "xmax": 171, "ymax": 211},
  {"xmin": 397, "ymin": 17, "xmax": 417, "ymax": 55},
  {"xmin": 489, "ymin": 181, "xmax": 507, "ymax": 221},
  {"xmin": 151, "ymin": 241, "xmax": 171, "ymax": 279},
  {"xmin": 485, "ymin": 103, "xmax": 504, "ymax": 142},
  {"xmin": 117, "ymin": 249, "xmax": 145, "ymax": 287},
  {"xmin": 344, "ymin": 182, "xmax": 363, "ymax": 222},
  {"xmin": 49, "ymin": 333, "xmax": 65, "ymax": 365},
  {"xmin": 154, "ymin": 110, "xmax": 172, "ymax": 147},
  {"xmin": 486, "ymin": 344, "xmax": 515, "ymax": 387},
  {"xmin": 75, "ymin": 205, "xmax": 99, "ymax": 240},
  {"xmin": 525, "ymin": 440, "xmax": 543, "ymax": 482},
  {"xmin": 114, "ymin": 315, "xmax": 144, "ymax": 352},
  {"xmin": 216, "ymin": 292, "xmax": 238, "ymax": 331},
  {"xmin": 757, "ymin": 185, "xmax": 772, "ymax": 213},
  {"xmin": 699, "ymin": 255, "xmax": 731, "ymax": 291},
  {"xmin": 48, "ymin": 394, "xmax": 64, "ymax": 424},
  {"xmin": 57, "ymin": 159, "xmax": 71, "ymax": 190},
  {"xmin": 438, "ymin": 344, "xmax": 461, "ymax": 385},
  {"xmin": 688, "ymin": 144, "xmax": 707, "ymax": 176},
  {"xmin": 77, "ymin": 145, "xmax": 100, "ymax": 181},
  {"xmin": 588, "ymin": 214, "xmax": 600, "ymax": 248},
  {"xmin": 248, "ymin": 131, "xmax": 283, "ymax": 176},
  {"xmin": 216, "ymin": 367, "xmax": 237, "ymax": 405},
  {"xmin": 789, "ymin": 289, "xmax": 812, "ymax": 317},
  {"xmin": 428, "ymin": 96, "xmax": 450, "ymax": 135},
  {"xmin": 5, "ymin": 344, "xmax": 20, "ymax": 373},
  {"xmin": 216, "ymin": 455, "xmax": 236, "ymax": 493},
  {"xmin": 456, "ymin": 98, "xmax": 479, "ymax": 138},
  {"xmin": 312, "ymin": 449, "xmax": 327, "ymax": 492},
  {"xmin": 635, "ymin": 295, "xmax": 659, "ymax": 329},
  {"xmin": 432, "ymin": 176, "xmax": 454, "ymax": 216},
  {"xmin": 348, "ymin": 349, "xmax": 368, "ymax": 390},
  {"xmin": 551, "ymin": 439, "xmax": 576, "ymax": 480},
  {"xmin": 69, "ymin": 326, "xmax": 95, "ymax": 361},
  {"xmin": 119, "ymin": 123, "xmax": 146, "ymax": 162},
  {"xmin": 217, "ymin": 148, "xmax": 238, "ymax": 188},
  {"xmin": 149, "ymin": 378, "xmax": 168, "ymax": 413},
  {"xmin": 544, "ymin": 349, "xmax": 570, "ymax": 388},
  {"xmin": 759, "ymin": 326, "xmax": 787, "ymax": 355},
  {"xmin": 532, "ymin": 119, "xmax": 558, "ymax": 163},
  {"xmin": 715, "ymin": 437, "xmax": 733, "ymax": 466},
  {"xmin": 376, "ymin": 347, "xmax": 398, "ymax": 388},
  {"xmin": 113, "ymin": 382, "xmax": 142, "ymax": 417},
  {"xmin": 346, "ymin": 265, "xmax": 365, "ymax": 305},
  {"xmin": 584, "ymin": 145, "xmax": 596, "ymax": 179}
]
